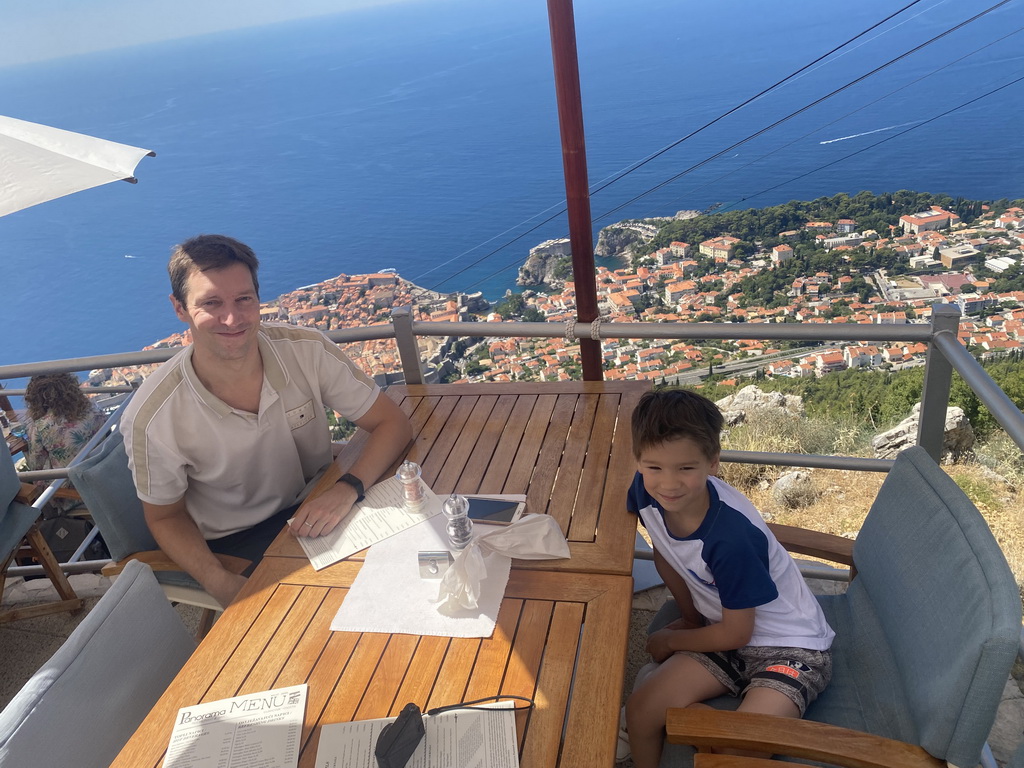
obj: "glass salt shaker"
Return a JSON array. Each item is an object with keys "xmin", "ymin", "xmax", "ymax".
[
  {"xmin": 442, "ymin": 493, "xmax": 473, "ymax": 550},
  {"xmin": 396, "ymin": 460, "xmax": 425, "ymax": 513}
]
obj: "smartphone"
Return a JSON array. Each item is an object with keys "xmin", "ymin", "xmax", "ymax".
[{"xmin": 466, "ymin": 496, "xmax": 525, "ymax": 526}]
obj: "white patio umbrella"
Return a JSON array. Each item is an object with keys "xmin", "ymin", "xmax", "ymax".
[{"xmin": 0, "ymin": 115, "xmax": 154, "ymax": 217}]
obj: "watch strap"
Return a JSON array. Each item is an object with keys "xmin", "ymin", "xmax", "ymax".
[{"xmin": 336, "ymin": 472, "xmax": 365, "ymax": 502}]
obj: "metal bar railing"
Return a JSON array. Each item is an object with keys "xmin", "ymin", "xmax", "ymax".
[
  {"xmin": 403, "ymin": 318, "xmax": 936, "ymax": 344},
  {"xmin": 933, "ymin": 330, "xmax": 1024, "ymax": 449},
  {"xmin": 6, "ymin": 305, "xmax": 1024, "ymax": 464},
  {"xmin": 3, "ymin": 385, "xmax": 137, "ymax": 396}
]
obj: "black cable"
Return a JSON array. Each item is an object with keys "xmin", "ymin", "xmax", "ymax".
[
  {"xmin": 458, "ymin": 67, "xmax": 1023, "ymax": 293},
  {"xmin": 407, "ymin": 0, "xmax": 932, "ymax": 294},
  {"xmin": 646, "ymin": 23, "xmax": 1024, "ymax": 221},
  {"xmin": 717, "ymin": 70, "xmax": 1024, "ymax": 211},
  {"xmin": 425, "ymin": 695, "xmax": 534, "ymax": 716},
  {"xmin": 589, "ymin": 0, "xmax": 1013, "ymax": 228}
]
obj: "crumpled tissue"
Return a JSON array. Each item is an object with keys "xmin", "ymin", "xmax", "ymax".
[{"xmin": 436, "ymin": 514, "xmax": 570, "ymax": 615}]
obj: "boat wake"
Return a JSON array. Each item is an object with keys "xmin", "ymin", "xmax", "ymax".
[{"xmin": 819, "ymin": 121, "xmax": 919, "ymax": 145}]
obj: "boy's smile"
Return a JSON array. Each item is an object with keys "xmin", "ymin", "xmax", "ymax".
[{"xmin": 637, "ymin": 437, "xmax": 719, "ymax": 529}]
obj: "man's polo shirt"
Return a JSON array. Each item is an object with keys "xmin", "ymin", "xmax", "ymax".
[{"xmin": 121, "ymin": 324, "xmax": 380, "ymax": 539}]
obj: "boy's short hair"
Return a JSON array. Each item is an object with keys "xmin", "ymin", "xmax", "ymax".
[
  {"xmin": 169, "ymin": 234, "xmax": 260, "ymax": 306},
  {"xmin": 631, "ymin": 388, "xmax": 723, "ymax": 460}
]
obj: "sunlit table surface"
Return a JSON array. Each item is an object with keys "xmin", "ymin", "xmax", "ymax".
[
  {"xmin": 110, "ymin": 554, "xmax": 632, "ymax": 768},
  {"xmin": 267, "ymin": 380, "xmax": 650, "ymax": 576}
]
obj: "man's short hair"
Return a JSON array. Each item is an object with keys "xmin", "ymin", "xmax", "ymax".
[
  {"xmin": 631, "ymin": 388, "xmax": 723, "ymax": 460},
  {"xmin": 168, "ymin": 234, "xmax": 260, "ymax": 306}
]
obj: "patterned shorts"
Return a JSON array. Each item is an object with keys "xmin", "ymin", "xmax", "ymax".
[{"xmin": 681, "ymin": 645, "xmax": 832, "ymax": 716}]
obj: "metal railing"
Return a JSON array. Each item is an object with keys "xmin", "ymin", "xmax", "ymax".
[
  {"xmin": 5, "ymin": 302, "xmax": 1024, "ymax": 583},
  {"xmin": 5, "ymin": 302, "xmax": 1024, "ymax": 465}
]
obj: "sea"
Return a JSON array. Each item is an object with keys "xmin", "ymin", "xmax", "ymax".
[{"xmin": 1, "ymin": 0, "xmax": 1022, "ymax": 369}]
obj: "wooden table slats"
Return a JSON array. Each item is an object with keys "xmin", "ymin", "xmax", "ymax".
[
  {"xmin": 264, "ymin": 380, "xmax": 649, "ymax": 577},
  {"xmin": 112, "ymin": 557, "xmax": 631, "ymax": 768}
]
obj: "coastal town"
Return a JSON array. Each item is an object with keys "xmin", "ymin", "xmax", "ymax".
[{"xmin": 91, "ymin": 199, "xmax": 1024, "ymax": 391}]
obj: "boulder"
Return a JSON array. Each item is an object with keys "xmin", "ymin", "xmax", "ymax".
[
  {"xmin": 771, "ymin": 470, "xmax": 818, "ymax": 509},
  {"xmin": 715, "ymin": 385, "xmax": 805, "ymax": 426},
  {"xmin": 871, "ymin": 403, "xmax": 975, "ymax": 461}
]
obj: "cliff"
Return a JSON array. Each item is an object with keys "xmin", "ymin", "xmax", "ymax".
[{"xmin": 517, "ymin": 238, "xmax": 572, "ymax": 287}]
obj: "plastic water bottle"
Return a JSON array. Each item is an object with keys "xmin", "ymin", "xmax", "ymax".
[
  {"xmin": 442, "ymin": 493, "xmax": 473, "ymax": 550},
  {"xmin": 396, "ymin": 460, "xmax": 425, "ymax": 513}
]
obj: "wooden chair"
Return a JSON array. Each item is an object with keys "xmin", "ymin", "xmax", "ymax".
[
  {"xmin": 0, "ymin": 448, "xmax": 83, "ymax": 623},
  {"xmin": 657, "ymin": 446, "xmax": 1021, "ymax": 768},
  {"xmin": 67, "ymin": 428, "xmax": 248, "ymax": 637}
]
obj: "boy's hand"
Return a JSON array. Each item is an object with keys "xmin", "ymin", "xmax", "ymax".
[
  {"xmin": 646, "ymin": 628, "xmax": 680, "ymax": 663},
  {"xmin": 664, "ymin": 616, "xmax": 704, "ymax": 631}
]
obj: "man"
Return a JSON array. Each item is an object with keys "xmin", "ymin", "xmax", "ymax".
[{"xmin": 121, "ymin": 235, "xmax": 412, "ymax": 608}]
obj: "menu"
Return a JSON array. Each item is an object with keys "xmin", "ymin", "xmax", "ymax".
[
  {"xmin": 163, "ymin": 684, "xmax": 307, "ymax": 768},
  {"xmin": 313, "ymin": 702, "xmax": 519, "ymax": 768},
  {"xmin": 294, "ymin": 475, "xmax": 443, "ymax": 570}
]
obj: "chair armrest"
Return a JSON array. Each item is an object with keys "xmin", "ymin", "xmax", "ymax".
[
  {"xmin": 767, "ymin": 522, "xmax": 854, "ymax": 568},
  {"xmin": 667, "ymin": 709, "xmax": 944, "ymax": 768},
  {"xmin": 101, "ymin": 551, "xmax": 251, "ymax": 578},
  {"xmin": 16, "ymin": 482, "xmax": 42, "ymax": 504},
  {"xmin": 694, "ymin": 756, "xmax": 784, "ymax": 768}
]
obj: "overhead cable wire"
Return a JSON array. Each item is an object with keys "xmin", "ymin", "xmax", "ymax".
[
  {"xmin": 459, "ymin": 68, "xmax": 1024, "ymax": 294},
  {"xmin": 716, "ymin": 70, "xmax": 1024, "ymax": 212},
  {"xmin": 646, "ymin": 23, "xmax": 1024, "ymax": 221},
  {"xmin": 408, "ymin": 0, "xmax": 931, "ymax": 294},
  {"xmin": 587, "ymin": 0, "xmax": 1013, "ymax": 228}
]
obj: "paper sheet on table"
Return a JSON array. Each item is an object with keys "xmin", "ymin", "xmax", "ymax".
[
  {"xmin": 314, "ymin": 702, "xmax": 518, "ymax": 768},
  {"xmin": 295, "ymin": 475, "xmax": 442, "ymax": 570},
  {"xmin": 436, "ymin": 513, "xmax": 570, "ymax": 615},
  {"xmin": 331, "ymin": 510, "xmax": 511, "ymax": 637},
  {"xmin": 164, "ymin": 684, "xmax": 307, "ymax": 768}
]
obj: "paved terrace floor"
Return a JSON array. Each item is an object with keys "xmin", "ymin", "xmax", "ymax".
[{"xmin": 2, "ymin": 570, "xmax": 1022, "ymax": 766}]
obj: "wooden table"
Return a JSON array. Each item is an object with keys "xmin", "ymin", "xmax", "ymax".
[
  {"xmin": 113, "ymin": 380, "xmax": 647, "ymax": 767},
  {"xmin": 6, "ymin": 432, "xmax": 27, "ymax": 456},
  {"xmin": 267, "ymin": 380, "xmax": 650, "ymax": 576},
  {"xmin": 111, "ymin": 555, "xmax": 633, "ymax": 768}
]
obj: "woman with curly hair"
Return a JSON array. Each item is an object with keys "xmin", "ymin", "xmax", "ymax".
[{"xmin": 24, "ymin": 373, "xmax": 107, "ymax": 512}]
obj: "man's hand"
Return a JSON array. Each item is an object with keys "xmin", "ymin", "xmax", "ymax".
[
  {"xmin": 289, "ymin": 480, "xmax": 359, "ymax": 538},
  {"xmin": 208, "ymin": 570, "xmax": 249, "ymax": 609}
]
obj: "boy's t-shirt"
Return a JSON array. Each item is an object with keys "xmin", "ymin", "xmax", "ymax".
[{"xmin": 628, "ymin": 473, "xmax": 834, "ymax": 651}]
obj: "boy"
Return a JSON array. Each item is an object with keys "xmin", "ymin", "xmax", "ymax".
[{"xmin": 623, "ymin": 389, "xmax": 833, "ymax": 767}]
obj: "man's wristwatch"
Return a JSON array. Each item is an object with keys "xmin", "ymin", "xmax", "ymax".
[{"xmin": 336, "ymin": 472, "xmax": 365, "ymax": 502}]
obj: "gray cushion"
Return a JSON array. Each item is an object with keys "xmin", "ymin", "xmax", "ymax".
[
  {"xmin": 67, "ymin": 430, "xmax": 200, "ymax": 590},
  {"xmin": 1, "ymin": 450, "xmax": 41, "ymax": 561},
  {"xmin": 0, "ymin": 559, "xmax": 196, "ymax": 766},
  {"xmin": 67, "ymin": 429, "xmax": 155, "ymax": 562}
]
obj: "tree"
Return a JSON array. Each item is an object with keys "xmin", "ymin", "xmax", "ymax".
[{"xmin": 494, "ymin": 293, "xmax": 526, "ymax": 319}]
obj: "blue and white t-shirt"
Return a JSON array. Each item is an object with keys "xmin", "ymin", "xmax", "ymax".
[{"xmin": 628, "ymin": 473, "xmax": 834, "ymax": 650}]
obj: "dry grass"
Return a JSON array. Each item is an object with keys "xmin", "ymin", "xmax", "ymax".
[{"xmin": 717, "ymin": 414, "xmax": 1024, "ymax": 595}]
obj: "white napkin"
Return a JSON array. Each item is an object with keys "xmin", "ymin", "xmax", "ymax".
[
  {"xmin": 436, "ymin": 514, "xmax": 570, "ymax": 615},
  {"xmin": 331, "ymin": 513, "xmax": 511, "ymax": 638}
]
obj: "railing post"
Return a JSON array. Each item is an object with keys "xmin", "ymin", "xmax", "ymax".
[
  {"xmin": 918, "ymin": 303, "xmax": 961, "ymax": 462},
  {"xmin": 391, "ymin": 305, "xmax": 424, "ymax": 385}
]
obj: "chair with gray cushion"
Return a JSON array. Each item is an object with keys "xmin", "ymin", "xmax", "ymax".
[
  {"xmin": 1, "ymin": 446, "xmax": 83, "ymax": 622},
  {"xmin": 67, "ymin": 428, "xmax": 248, "ymax": 632},
  {"xmin": 0, "ymin": 559, "xmax": 195, "ymax": 766},
  {"xmin": 659, "ymin": 446, "xmax": 1022, "ymax": 768}
]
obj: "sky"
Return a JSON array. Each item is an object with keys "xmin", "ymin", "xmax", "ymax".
[{"xmin": 0, "ymin": 0, "xmax": 431, "ymax": 69}]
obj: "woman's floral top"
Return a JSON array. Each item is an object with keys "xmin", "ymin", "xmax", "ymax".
[{"xmin": 26, "ymin": 406, "xmax": 107, "ymax": 513}]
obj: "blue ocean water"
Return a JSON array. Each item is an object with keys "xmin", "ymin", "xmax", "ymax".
[{"xmin": 1, "ymin": 0, "xmax": 1022, "ymax": 368}]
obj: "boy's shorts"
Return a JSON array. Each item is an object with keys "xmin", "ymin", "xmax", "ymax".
[{"xmin": 681, "ymin": 645, "xmax": 832, "ymax": 716}]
